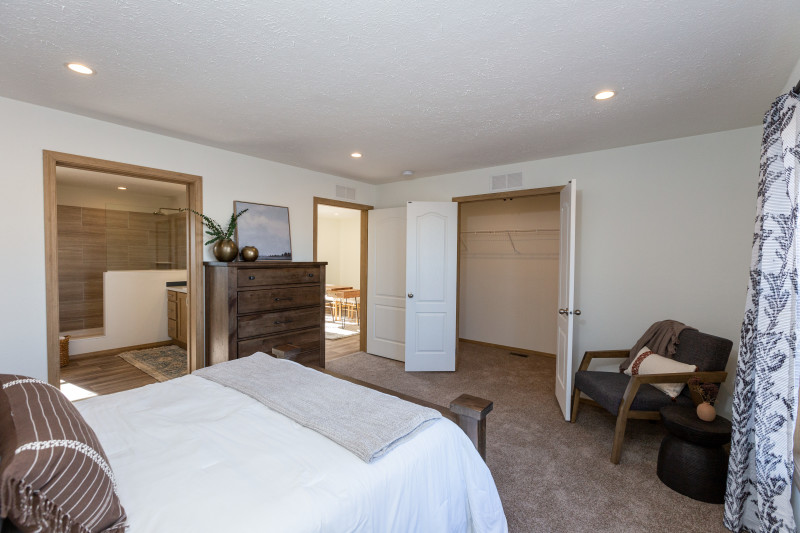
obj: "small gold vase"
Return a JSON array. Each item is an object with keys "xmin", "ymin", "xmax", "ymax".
[
  {"xmin": 241, "ymin": 246, "xmax": 259, "ymax": 261},
  {"xmin": 213, "ymin": 239, "xmax": 238, "ymax": 262}
]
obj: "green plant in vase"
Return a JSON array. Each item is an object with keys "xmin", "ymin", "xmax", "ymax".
[{"xmin": 182, "ymin": 208, "xmax": 248, "ymax": 262}]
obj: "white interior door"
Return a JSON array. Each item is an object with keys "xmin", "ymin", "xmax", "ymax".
[
  {"xmin": 555, "ymin": 179, "xmax": 577, "ymax": 420},
  {"xmin": 405, "ymin": 201, "xmax": 458, "ymax": 371},
  {"xmin": 366, "ymin": 207, "xmax": 407, "ymax": 361}
]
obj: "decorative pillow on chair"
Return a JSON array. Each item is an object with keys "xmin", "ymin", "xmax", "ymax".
[
  {"xmin": 0, "ymin": 374, "xmax": 127, "ymax": 532},
  {"xmin": 623, "ymin": 347, "xmax": 697, "ymax": 399}
]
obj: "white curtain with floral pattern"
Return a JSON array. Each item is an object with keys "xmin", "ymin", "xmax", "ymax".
[{"xmin": 725, "ymin": 90, "xmax": 800, "ymax": 533}]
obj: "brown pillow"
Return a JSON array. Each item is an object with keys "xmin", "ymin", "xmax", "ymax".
[{"xmin": 0, "ymin": 374, "xmax": 126, "ymax": 532}]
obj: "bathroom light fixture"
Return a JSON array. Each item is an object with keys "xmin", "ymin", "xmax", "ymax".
[
  {"xmin": 594, "ymin": 90, "xmax": 615, "ymax": 100},
  {"xmin": 117, "ymin": 186, "xmax": 127, "ymax": 190},
  {"xmin": 66, "ymin": 63, "xmax": 94, "ymax": 75},
  {"xmin": 351, "ymin": 152, "xmax": 362, "ymax": 158}
]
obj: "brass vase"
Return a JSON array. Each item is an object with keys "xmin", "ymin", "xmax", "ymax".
[
  {"xmin": 213, "ymin": 239, "xmax": 238, "ymax": 262},
  {"xmin": 241, "ymin": 246, "xmax": 259, "ymax": 262}
]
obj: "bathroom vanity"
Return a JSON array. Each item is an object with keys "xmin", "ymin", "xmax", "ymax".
[{"xmin": 167, "ymin": 286, "xmax": 188, "ymax": 348}]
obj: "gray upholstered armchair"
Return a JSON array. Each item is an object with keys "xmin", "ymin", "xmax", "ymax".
[{"xmin": 571, "ymin": 329, "xmax": 732, "ymax": 464}]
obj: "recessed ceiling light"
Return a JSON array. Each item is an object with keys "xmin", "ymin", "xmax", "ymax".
[
  {"xmin": 117, "ymin": 186, "xmax": 127, "ymax": 190},
  {"xmin": 402, "ymin": 170, "xmax": 414, "ymax": 177},
  {"xmin": 351, "ymin": 152, "xmax": 362, "ymax": 158},
  {"xmin": 594, "ymin": 90, "xmax": 615, "ymax": 100},
  {"xmin": 66, "ymin": 63, "xmax": 95, "ymax": 75}
]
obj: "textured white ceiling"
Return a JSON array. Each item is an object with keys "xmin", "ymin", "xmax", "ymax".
[{"xmin": 2, "ymin": 1, "xmax": 799, "ymax": 183}]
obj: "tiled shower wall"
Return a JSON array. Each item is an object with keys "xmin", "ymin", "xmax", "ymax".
[{"xmin": 57, "ymin": 205, "xmax": 186, "ymax": 332}]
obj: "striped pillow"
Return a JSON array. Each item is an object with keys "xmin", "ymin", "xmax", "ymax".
[
  {"xmin": 0, "ymin": 374, "xmax": 126, "ymax": 532},
  {"xmin": 623, "ymin": 347, "xmax": 697, "ymax": 399}
]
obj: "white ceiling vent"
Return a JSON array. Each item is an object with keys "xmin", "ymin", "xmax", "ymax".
[
  {"xmin": 490, "ymin": 172, "xmax": 523, "ymax": 192},
  {"xmin": 335, "ymin": 185, "xmax": 356, "ymax": 201}
]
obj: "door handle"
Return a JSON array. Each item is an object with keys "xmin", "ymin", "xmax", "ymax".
[
  {"xmin": 558, "ymin": 308, "xmax": 568, "ymax": 315},
  {"xmin": 408, "ymin": 293, "xmax": 414, "ymax": 298},
  {"xmin": 573, "ymin": 309, "xmax": 582, "ymax": 316}
]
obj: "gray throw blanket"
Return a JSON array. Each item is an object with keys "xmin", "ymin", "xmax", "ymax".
[
  {"xmin": 194, "ymin": 353, "xmax": 442, "ymax": 463},
  {"xmin": 618, "ymin": 319, "xmax": 696, "ymax": 372}
]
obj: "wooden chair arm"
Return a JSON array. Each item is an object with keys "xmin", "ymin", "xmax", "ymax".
[
  {"xmin": 577, "ymin": 350, "xmax": 629, "ymax": 372},
  {"xmin": 618, "ymin": 371, "xmax": 728, "ymax": 415}
]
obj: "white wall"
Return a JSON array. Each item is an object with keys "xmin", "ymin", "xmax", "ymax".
[
  {"xmin": 338, "ymin": 216, "xmax": 361, "ymax": 289},
  {"xmin": 316, "ymin": 215, "xmax": 361, "ymax": 288},
  {"xmin": 317, "ymin": 219, "xmax": 342, "ymax": 284},
  {"xmin": 459, "ymin": 195, "xmax": 560, "ymax": 354},
  {"xmin": 0, "ymin": 96, "xmax": 375, "ymax": 380},
  {"xmin": 377, "ymin": 126, "xmax": 761, "ymax": 415},
  {"xmin": 68, "ymin": 270, "xmax": 186, "ymax": 355},
  {"xmin": 783, "ymin": 57, "xmax": 800, "ymax": 93}
]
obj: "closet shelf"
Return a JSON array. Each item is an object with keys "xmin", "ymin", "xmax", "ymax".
[
  {"xmin": 460, "ymin": 229, "xmax": 559, "ymax": 235},
  {"xmin": 460, "ymin": 229, "xmax": 559, "ymax": 254}
]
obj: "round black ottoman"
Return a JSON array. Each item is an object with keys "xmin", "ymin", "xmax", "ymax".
[{"xmin": 657, "ymin": 405, "xmax": 732, "ymax": 503}]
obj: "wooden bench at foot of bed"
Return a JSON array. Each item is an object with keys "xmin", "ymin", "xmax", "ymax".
[{"xmin": 317, "ymin": 367, "xmax": 493, "ymax": 460}]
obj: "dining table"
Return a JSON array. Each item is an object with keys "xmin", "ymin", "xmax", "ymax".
[{"xmin": 329, "ymin": 289, "xmax": 360, "ymax": 327}]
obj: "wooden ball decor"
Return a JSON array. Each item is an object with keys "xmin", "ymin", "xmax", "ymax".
[{"xmin": 241, "ymin": 246, "xmax": 259, "ymax": 262}]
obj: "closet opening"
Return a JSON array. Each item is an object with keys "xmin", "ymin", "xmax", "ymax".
[
  {"xmin": 454, "ymin": 186, "xmax": 563, "ymax": 360},
  {"xmin": 312, "ymin": 197, "xmax": 373, "ymax": 362},
  {"xmin": 43, "ymin": 151, "xmax": 204, "ymax": 395}
]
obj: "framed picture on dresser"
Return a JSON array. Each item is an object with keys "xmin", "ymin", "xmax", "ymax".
[{"xmin": 233, "ymin": 201, "xmax": 292, "ymax": 261}]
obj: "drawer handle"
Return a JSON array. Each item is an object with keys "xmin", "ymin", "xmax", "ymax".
[
  {"xmin": 274, "ymin": 297, "xmax": 294, "ymax": 302},
  {"xmin": 274, "ymin": 320, "xmax": 294, "ymax": 325},
  {"xmin": 248, "ymin": 276, "xmax": 255, "ymax": 280},
  {"xmin": 307, "ymin": 273, "xmax": 314, "ymax": 277}
]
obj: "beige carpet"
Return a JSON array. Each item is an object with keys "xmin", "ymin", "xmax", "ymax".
[{"xmin": 326, "ymin": 343, "xmax": 728, "ymax": 533}]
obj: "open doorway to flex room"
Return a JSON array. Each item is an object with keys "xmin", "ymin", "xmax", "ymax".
[
  {"xmin": 43, "ymin": 151, "xmax": 204, "ymax": 399},
  {"xmin": 313, "ymin": 197, "xmax": 372, "ymax": 362}
]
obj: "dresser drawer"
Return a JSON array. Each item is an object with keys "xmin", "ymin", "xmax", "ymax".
[
  {"xmin": 238, "ymin": 286, "xmax": 320, "ymax": 314},
  {"xmin": 238, "ymin": 267, "xmax": 321, "ymax": 287},
  {"xmin": 237, "ymin": 307, "xmax": 320, "ymax": 339},
  {"xmin": 237, "ymin": 328, "xmax": 320, "ymax": 359}
]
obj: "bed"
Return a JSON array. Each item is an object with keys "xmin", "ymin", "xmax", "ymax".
[{"xmin": 0, "ymin": 353, "xmax": 507, "ymax": 532}]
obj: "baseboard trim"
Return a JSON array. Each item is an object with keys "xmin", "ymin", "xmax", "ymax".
[
  {"xmin": 458, "ymin": 338, "xmax": 555, "ymax": 358},
  {"xmin": 69, "ymin": 340, "xmax": 176, "ymax": 361}
]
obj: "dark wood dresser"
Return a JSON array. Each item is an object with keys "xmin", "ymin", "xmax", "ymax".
[{"xmin": 204, "ymin": 262, "xmax": 326, "ymax": 367}]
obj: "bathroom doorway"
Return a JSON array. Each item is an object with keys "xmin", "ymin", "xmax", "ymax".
[{"xmin": 43, "ymin": 151, "xmax": 204, "ymax": 394}]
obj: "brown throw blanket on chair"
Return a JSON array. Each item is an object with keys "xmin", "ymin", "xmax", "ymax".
[{"xmin": 618, "ymin": 319, "xmax": 697, "ymax": 372}]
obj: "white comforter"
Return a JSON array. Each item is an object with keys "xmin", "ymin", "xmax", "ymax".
[{"xmin": 76, "ymin": 375, "xmax": 507, "ymax": 533}]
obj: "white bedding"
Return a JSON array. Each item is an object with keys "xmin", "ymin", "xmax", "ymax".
[{"xmin": 76, "ymin": 375, "xmax": 508, "ymax": 533}]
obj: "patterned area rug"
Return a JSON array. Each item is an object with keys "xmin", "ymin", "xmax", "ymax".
[
  {"xmin": 325, "ymin": 320, "xmax": 359, "ymax": 340},
  {"xmin": 117, "ymin": 345, "xmax": 188, "ymax": 382}
]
